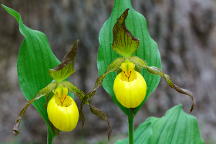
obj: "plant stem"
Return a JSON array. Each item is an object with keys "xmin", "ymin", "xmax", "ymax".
[
  {"xmin": 128, "ymin": 109, "xmax": 134, "ymax": 144},
  {"xmin": 47, "ymin": 127, "xmax": 56, "ymax": 144}
]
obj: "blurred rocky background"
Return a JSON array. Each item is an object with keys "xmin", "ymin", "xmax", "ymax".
[{"xmin": 0, "ymin": 0, "xmax": 216, "ymax": 144}]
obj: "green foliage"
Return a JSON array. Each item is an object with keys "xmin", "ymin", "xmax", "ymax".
[
  {"xmin": 97, "ymin": 0, "xmax": 161, "ymax": 115},
  {"xmin": 116, "ymin": 105, "xmax": 204, "ymax": 144},
  {"xmin": 2, "ymin": 2, "xmax": 203, "ymax": 144},
  {"xmin": 1, "ymin": 5, "xmax": 60, "ymax": 144}
]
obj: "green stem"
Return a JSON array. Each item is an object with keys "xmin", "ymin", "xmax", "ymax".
[
  {"xmin": 47, "ymin": 127, "xmax": 55, "ymax": 144},
  {"xmin": 128, "ymin": 109, "xmax": 134, "ymax": 144}
]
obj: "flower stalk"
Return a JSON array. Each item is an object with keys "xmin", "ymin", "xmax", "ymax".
[{"xmin": 128, "ymin": 109, "xmax": 134, "ymax": 144}]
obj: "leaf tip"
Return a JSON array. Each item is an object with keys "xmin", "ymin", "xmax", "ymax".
[
  {"xmin": 1, "ymin": 4, "xmax": 10, "ymax": 13},
  {"xmin": 176, "ymin": 104, "xmax": 183, "ymax": 108},
  {"xmin": 1, "ymin": 4, "xmax": 10, "ymax": 12},
  {"xmin": 1, "ymin": 4, "xmax": 6, "ymax": 9}
]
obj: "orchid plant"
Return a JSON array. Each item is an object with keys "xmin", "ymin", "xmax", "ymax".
[
  {"xmin": 1, "ymin": 0, "xmax": 204, "ymax": 144},
  {"xmin": 1, "ymin": 4, "xmax": 110, "ymax": 144}
]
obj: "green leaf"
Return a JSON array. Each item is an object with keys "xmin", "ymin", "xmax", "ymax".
[
  {"xmin": 116, "ymin": 105, "xmax": 204, "ymax": 144},
  {"xmin": 49, "ymin": 40, "xmax": 78, "ymax": 82},
  {"xmin": 112, "ymin": 8, "xmax": 139, "ymax": 57},
  {"xmin": 97, "ymin": 0, "xmax": 161, "ymax": 115},
  {"xmin": 1, "ymin": 5, "xmax": 60, "ymax": 143}
]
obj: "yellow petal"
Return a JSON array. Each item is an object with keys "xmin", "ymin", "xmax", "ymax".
[
  {"xmin": 113, "ymin": 71, "xmax": 147, "ymax": 108},
  {"xmin": 47, "ymin": 96, "xmax": 79, "ymax": 132}
]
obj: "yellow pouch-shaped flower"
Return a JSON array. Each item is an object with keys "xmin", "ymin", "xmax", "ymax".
[
  {"xmin": 113, "ymin": 62, "xmax": 147, "ymax": 108},
  {"xmin": 47, "ymin": 87, "xmax": 79, "ymax": 132}
]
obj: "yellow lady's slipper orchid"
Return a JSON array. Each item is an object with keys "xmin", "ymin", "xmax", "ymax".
[
  {"xmin": 113, "ymin": 61, "xmax": 147, "ymax": 108},
  {"xmin": 47, "ymin": 86, "xmax": 79, "ymax": 132}
]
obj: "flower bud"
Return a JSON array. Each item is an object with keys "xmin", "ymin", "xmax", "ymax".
[
  {"xmin": 113, "ymin": 61, "xmax": 147, "ymax": 108},
  {"xmin": 47, "ymin": 87, "xmax": 79, "ymax": 132}
]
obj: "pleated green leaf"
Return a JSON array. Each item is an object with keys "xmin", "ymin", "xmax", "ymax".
[
  {"xmin": 1, "ymin": 5, "xmax": 60, "ymax": 144},
  {"xmin": 116, "ymin": 105, "xmax": 204, "ymax": 144},
  {"xmin": 97, "ymin": 0, "xmax": 161, "ymax": 115}
]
